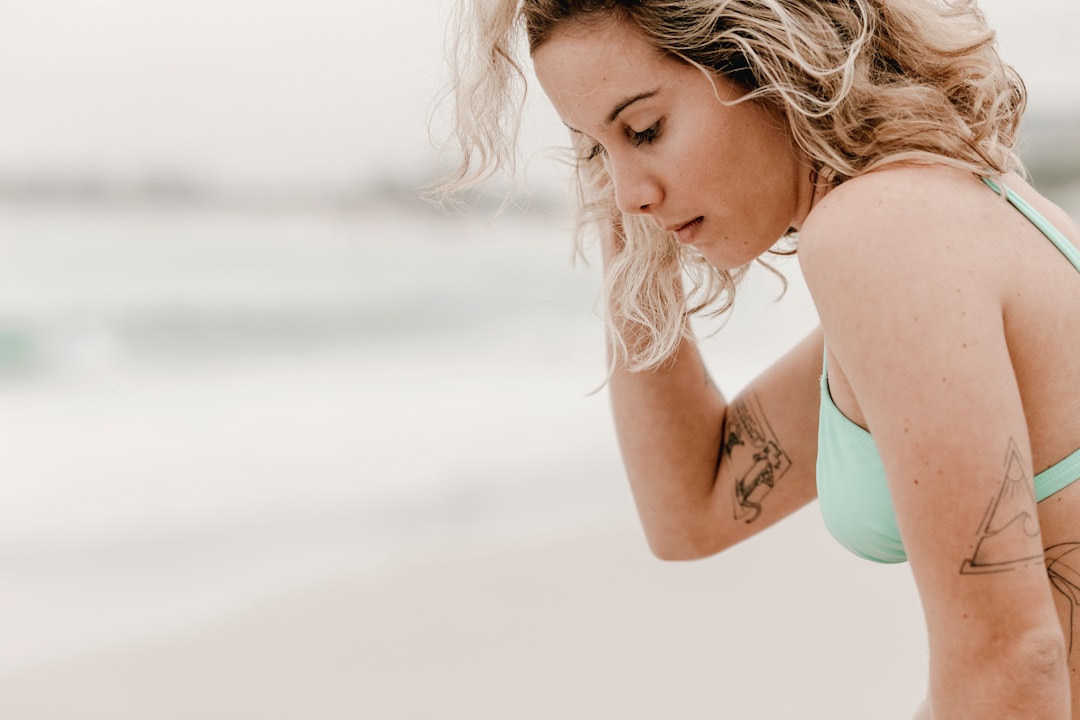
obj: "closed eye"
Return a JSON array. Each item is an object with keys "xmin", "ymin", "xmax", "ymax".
[
  {"xmin": 578, "ymin": 120, "xmax": 662, "ymax": 163},
  {"xmin": 630, "ymin": 121, "xmax": 661, "ymax": 146}
]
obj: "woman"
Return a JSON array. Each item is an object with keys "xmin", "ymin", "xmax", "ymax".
[{"xmin": 438, "ymin": 0, "xmax": 1080, "ymax": 716}]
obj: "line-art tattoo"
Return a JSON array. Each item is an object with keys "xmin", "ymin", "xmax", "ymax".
[
  {"xmin": 1045, "ymin": 542, "xmax": 1080, "ymax": 659},
  {"xmin": 960, "ymin": 438, "xmax": 1043, "ymax": 574},
  {"xmin": 725, "ymin": 394, "xmax": 791, "ymax": 523}
]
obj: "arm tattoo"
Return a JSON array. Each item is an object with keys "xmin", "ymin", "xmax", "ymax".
[
  {"xmin": 1046, "ymin": 542, "xmax": 1080, "ymax": 660},
  {"xmin": 960, "ymin": 438, "xmax": 1043, "ymax": 574},
  {"xmin": 724, "ymin": 393, "xmax": 791, "ymax": 523}
]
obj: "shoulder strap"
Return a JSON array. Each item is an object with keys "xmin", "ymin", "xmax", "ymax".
[{"xmin": 982, "ymin": 177, "xmax": 1080, "ymax": 274}]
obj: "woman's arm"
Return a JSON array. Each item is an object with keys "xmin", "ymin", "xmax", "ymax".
[
  {"xmin": 602, "ymin": 224, "xmax": 822, "ymax": 561},
  {"xmin": 801, "ymin": 167, "xmax": 1070, "ymax": 718}
]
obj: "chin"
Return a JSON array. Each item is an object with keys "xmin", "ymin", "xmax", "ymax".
[
  {"xmin": 699, "ymin": 231, "xmax": 790, "ymax": 271},
  {"xmin": 696, "ymin": 250, "xmax": 741, "ymax": 272},
  {"xmin": 695, "ymin": 244, "xmax": 757, "ymax": 272}
]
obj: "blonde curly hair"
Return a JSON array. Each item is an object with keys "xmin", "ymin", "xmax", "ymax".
[{"xmin": 435, "ymin": 0, "xmax": 1026, "ymax": 371}]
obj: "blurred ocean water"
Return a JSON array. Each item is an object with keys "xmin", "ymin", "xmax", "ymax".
[{"xmin": 0, "ymin": 200, "xmax": 625, "ymax": 669}]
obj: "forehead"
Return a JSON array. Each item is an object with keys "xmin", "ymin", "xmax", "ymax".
[{"xmin": 532, "ymin": 17, "xmax": 671, "ymax": 128}]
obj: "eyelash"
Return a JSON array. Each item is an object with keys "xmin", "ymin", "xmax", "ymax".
[
  {"xmin": 630, "ymin": 122, "xmax": 661, "ymax": 147},
  {"xmin": 583, "ymin": 121, "xmax": 662, "ymax": 162},
  {"xmin": 584, "ymin": 144, "xmax": 605, "ymax": 162}
]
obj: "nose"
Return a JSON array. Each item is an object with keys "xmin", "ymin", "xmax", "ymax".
[{"xmin": 609, "ymin": 155, "xmax": 663, "ymax": 215}]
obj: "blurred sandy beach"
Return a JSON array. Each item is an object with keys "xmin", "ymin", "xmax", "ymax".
[
  {"xmin": 0, "ymin": 510, "xmax": 929, "ymax": 720},
  {"xmin": 0, "ymin": 0, "xmax": 1077, "ymax": 718}
]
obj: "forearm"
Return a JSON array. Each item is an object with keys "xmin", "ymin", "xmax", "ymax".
[
  {"xmin": 599, "ymin": 224, "xmax": 728, "ymax": 558},
  {"xmin": 608, "ymin": 332, "xmax": 728, "ymax": 558}
]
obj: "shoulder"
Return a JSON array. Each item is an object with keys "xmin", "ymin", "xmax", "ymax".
[
  {"xmin": 795, "ymin": 163, "xmax": 1011, "ymax": 391},
  {"xmin": 797, "ymin": 163, "xmax": 1001, "ymax": 281},
  {"xmin": 796, "ymin": 164, "xmax": 1008, "ymax": 321}
]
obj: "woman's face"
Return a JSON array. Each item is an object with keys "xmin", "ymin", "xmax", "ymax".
[{"xmin": 533, "ymin": 16, "xmax": 817, "ymax": 269}]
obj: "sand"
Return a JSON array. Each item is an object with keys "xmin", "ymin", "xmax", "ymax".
[{"xmin": 0, "ymin": 508, "xmax": 928, "ymax": 720}]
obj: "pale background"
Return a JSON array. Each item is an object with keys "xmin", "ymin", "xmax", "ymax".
[{"xmin": 0, "ymin": 2, "xmax": 1076, "ymax": 718}]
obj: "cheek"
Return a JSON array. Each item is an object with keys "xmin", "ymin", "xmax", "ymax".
[
  {"xmin": 673, "ymin": 135, "xmax": 724, "ymax": 188},
  {"xmin": 679, "ymin": 118, "xmax": 748, "ymax": 191}
]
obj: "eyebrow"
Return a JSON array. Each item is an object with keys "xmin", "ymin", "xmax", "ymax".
[
  {"xmin": 605, "ymin": 89, "xmax": 659, "ymax": 125},
  {"xmin": 563, "ymin": 88, "xmax": 661, "ymax": 135}
]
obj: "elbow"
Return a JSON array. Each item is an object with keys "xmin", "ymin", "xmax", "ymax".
[
  {"xmin": 979, "ymin": 626, "xmax": 1069, "ymax": 684},
  {"xmin": 647, "ymin": 540, "xmax": 704, "ymax": 563},
  {"xmin": 990, "ymin": 627, "xmax": 1069, "ymax": 685},
  {"xmin": 642, "ymin": 524, "xmax": 729, "ymax": 562},
  {"xmin": 633, "ymin": 478, "xmax": 735, "ymax": 561},
  {"xmin": 934, "ymin": 626, "xmax": 1069, "ymax": 713},
  {"xmin": 1011, "ymin": 628, "xmax": 1069, "ymax": 685}
]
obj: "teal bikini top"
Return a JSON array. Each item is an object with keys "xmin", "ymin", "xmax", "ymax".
[{"xmin": 816, "ymin": 178, "xmax": 1080, "ymax": 564}]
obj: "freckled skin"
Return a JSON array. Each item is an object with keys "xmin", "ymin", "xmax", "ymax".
[{"xmin": 532, "ymin": 17, "xmax": 818, "ymax": 270}]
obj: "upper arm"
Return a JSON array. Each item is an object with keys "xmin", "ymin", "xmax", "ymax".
[
  {"xmin": 800, "ymin": 170, "xmax": 1063, "ymax": 670},
  {"xmin": 697, "ymin": 325, "xmax": 825, "ymax": 554},
  {"xmin": 609, "ymin": 320, "xmax": 824, "ymax": 561}
]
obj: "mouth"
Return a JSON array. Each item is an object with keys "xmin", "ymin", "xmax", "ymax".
[{"xmin": 669, "ymin": 217, "xmax": 703, "ymax": 245}]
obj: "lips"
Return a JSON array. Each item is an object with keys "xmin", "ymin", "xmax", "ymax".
[{"xmin": 670, "ymin": 216, "xmax": 703, "ymax": 245}]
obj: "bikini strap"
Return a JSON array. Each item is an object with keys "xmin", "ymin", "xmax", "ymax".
[{"xmin": 982, "ymin": 176, "xmax": 1080, "ymax": 274}]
